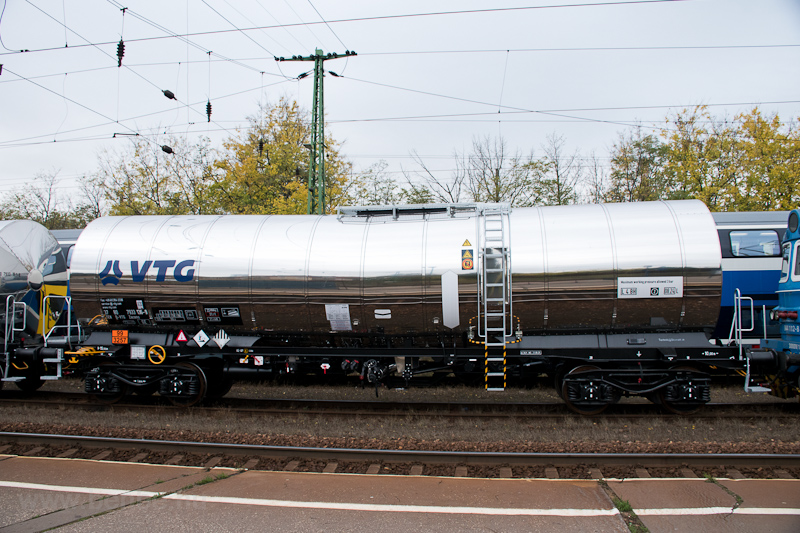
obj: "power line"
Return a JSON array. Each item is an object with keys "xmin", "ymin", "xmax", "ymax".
[
  {"xmin": 1, "ymin": 1, "xmax": 696, "ymax": 57},
  {"xmin": 339, "ymin": 75, "xmax": 800, "ymax": 132},
  {"xmin": 0, "ymin": 77, "xmax": 294, "ymax": 147},
  {"xmin": 359, "ymin": 44, "xmax": 800, "ymax": 56},
  {"xmin": 306, "ymin": 0, "xmax": 349, "ymax": 51},
  {"xmin": 200, "ymin": 0, "xmax": 276, "ymax": 57}
]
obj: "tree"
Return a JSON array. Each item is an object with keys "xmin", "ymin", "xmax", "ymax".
[
  {"xmin": 660, "ymin": 106, "xmax": 742, "ymax": 210},
  {"xmin": 606, "ymin": 127, "xmax": 669, "ymax": 202},
  {"xmin": 0, "ymin": 171, "xmax": 100, "ymax": 229},
  {"xmin": 464, "ymin": 135, "xmax": 548, "ymax": 206},
  {"xmin": 344, "ymin": 161, "xmax": 403, "ymax": 206},
  {"xmin": 537, "ymin": 133, "xmax": 581, "ymax": 205},
  {"xmin": 97, "ymin": 135, "xmax": 220, "ymax": 216},
  {"xmin": 584, "ymin": 151, "xmax": 609, "ymax": 204},
  {"xmin": 214, "ymin": 97, "xmax": 351, "ymax": 214},
  {"xmin": 734, "ymin": 108, "xmax": 800, "ymax": 211},
  {"xmin": 402, "ymin": 149, "xmax": 467, "ymax": 204},
  {"xmin": 660, "ymin": 105, "xmax": 800, "ymax": 211},
  {"xmin": 403, "ymin": 135, "xmax": 548, "ymax": 207}
]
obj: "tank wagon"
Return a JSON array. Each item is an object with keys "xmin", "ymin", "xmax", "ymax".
[
  {"xmin": 0, "ymin": 220, "xmax": 66, "ymax": 390},
  {"xmin": 53, "ymin": 199, "xmax": 744, "ymax": 413},
  {"xmin": 5, "ymin": 201, "xmax": 798, "ymax": 414}
]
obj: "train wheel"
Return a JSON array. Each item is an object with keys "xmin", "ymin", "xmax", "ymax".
[
  {"xmin": 205, "ymin": 377, "xmax": 233, "ymax": 399},
  {"xmin": 561, "ymin": 365, "xmax": 610, "ymax": 415},
  {"xmin": 86, "ymin": 364, "xmax": 127, "ymax": 404},
  {"xmin": 163, "ymin": 363, "xmax": 207, "ymax": 407},
  {"xmin": 15, "ymin": 377, "xmax": 44, "ymax": 392},
  {"xmin": 658, "ymin": 366, "xmax": 705, "ymax": 415}
]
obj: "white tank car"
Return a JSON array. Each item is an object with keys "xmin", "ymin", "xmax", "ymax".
[{"xmin": 67, "ymin": 200, "xmax": 721, "ymax": 337}]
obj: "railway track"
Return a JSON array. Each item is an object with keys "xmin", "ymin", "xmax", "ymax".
[
  {"xmin": 1, "ymin": 431, "xmax": 798, "ymax": 481},
  {"xmin": 1, "ymin": 390, "xmax": 798, "ymax": 419}
]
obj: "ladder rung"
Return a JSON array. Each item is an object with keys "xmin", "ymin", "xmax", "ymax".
[
  {"xmin": 486, "ymin": 372, "xmax": 505, "ymax": 377},
  {"xmin": 485, "ymin": 312, "xmax": 505, "ymax": 316},
  {"xmin": 484, "ymin": 283, "xmax": 504, "ymax": 287},
  {"xmin": 485, "ymin": 387, "xmax": 505, "ymax": 392},
  {"xmin": 485, "ymin": 297, "xmax": 504, "ymax": 302},
  {"xmin": 486, "ymin": 358, "xmax": 505, "ymax": 362}
]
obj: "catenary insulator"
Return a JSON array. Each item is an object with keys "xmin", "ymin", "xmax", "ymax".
[
  {"xmin": 162, "ymin": 89, "xmax": 176, "ymax": 100},
  {"xmin": 206, "ymin": 100, "xmax": 212, "ymax": 122},
  {"xmin": 117, "ymin": 39, "xmax": 125, "ymax": 67},
  {"xmin": 161, "ymin": 145, "xmax": 173, "ymax": 154}
]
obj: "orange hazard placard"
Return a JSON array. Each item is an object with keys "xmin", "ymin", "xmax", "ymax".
[{"xmin": 111, "ymin": 330, "xmax": 129, "ymax": 344}]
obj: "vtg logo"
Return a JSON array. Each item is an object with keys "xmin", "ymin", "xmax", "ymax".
[{"xmin": 99, "ymin": 260, "xmax": 196, "ymax": 286}]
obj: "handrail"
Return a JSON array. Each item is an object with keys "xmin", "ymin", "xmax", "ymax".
[{"xmin": 43, "ymin": 295, "xmax": 81, "ymax": 349}]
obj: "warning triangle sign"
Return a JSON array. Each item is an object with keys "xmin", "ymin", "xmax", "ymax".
[
  {"xmin": 176, "ymin": 330, "xmax": 188, "ymax": 342},
  {"xmin": 462, "ymin": 239, "xmax": 472, "ymax": 247},
  {"xmin": 462, "ymin": 250, "xmax": 473, "ymax": 259}
]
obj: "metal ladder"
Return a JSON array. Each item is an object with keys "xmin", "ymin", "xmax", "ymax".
[
  {"xmin": 2, "ymin": 295, "xmax": 27, "ymax": 383},
  {"xmin": 729, "ymin": 288, "xmax": 771, "ymax": 393},
  {"xmin": 480, "ymin": 206, "xmax": 511, "ymax": 391}
]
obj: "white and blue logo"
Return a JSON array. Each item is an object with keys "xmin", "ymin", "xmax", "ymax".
[{"xmin": 99, "ymin": 260, "xmax": 196, "ymax": 286}]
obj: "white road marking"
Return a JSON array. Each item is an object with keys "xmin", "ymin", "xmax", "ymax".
[
  {"xmin": 638, "ymin": 507, "xmax": 800, "ymax": 516},
  {"xmin": 0, "ymin": 481, "xmax": 159, "ymax": 498},
  {"xmin": 3, "ymin": 481, "xmax": 799, "ymax": 517},
  {"xmin": 164, "ymin": 494, "xmax": 620, "ymax": 516}
]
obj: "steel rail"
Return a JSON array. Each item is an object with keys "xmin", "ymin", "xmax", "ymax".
[
  {"xmin": 1, "ymin": 390, "xmax": 798, "ymax": 419},
  {"xmin": 1, "ymin": 431, "xmax": 798, "ymax": 468}
]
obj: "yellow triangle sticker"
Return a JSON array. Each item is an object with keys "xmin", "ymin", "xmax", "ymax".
[
  {"xmin": 462, "ymin": 239, "xmax": 472, "ymax": 247},
  {"xmin": 462, "ymin": 250, "xmax": 473, "ymax": 259}
]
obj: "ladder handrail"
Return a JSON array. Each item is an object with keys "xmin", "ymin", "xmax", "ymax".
[
  {"xmin": 728, "ymin": 288, "xmax": 754, "ymax": 359},
  {"xmin": 43, "ymin": 295, "xmax": 81, "ymax": 348}
]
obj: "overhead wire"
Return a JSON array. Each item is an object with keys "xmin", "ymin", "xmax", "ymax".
[
  {"xmin": 2, "ymin": 1, "xmax": 700, "ymax": 56},
  {"xmin": 200, "ymin": 0, "xmax": 278, "ymax": 57},
  {"xmin": 0, "ymin": 0, "xmax": 20, "ymax": 52},
  {"xmin": 305, "ymin": 0, "xmax": 352, "ymax": 74},
  {"xmin": 274, "ymin": 0, "xmax": 324, "ymax": 50},
  {"xmin": 20, "ymin": 0, "xmax": 239, "ymax": 147},
  {"xmin": 104, "ymin": 0, "xmax": 263, "ymax": 74},
  {"xmin": 0, "ymin": 77, "xmax": 295, "ymax": 147}
]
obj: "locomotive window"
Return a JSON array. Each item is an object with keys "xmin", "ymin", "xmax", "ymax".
[
  {"xmin": 795, "ymin": 242, "xmax": 800, "ymax": 279},
  {"xmin": 781, "ymin": 243, "xmax": 790, "ymax": 282},
  {"xmin": 729, "ymin": 230, "xmax": 781, "ymax": 257}
]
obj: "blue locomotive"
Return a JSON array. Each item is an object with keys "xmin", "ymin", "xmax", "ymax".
[{"xmin": 758, "ymin": 209, "xmax": 800, "ymax": 395}]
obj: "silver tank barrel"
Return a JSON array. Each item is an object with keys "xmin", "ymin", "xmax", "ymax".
[
  {"xmin": 68, "ymin": 200, "xmax": 722, "ymax": 335},
  {"xmin": 0, "ymin": 219, "xmax": 60, "ymax": 298}
]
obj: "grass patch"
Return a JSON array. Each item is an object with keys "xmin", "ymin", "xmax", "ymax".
[{"xmin": 613, "ymin": 497, "xmax": 633, "ymax": 513}]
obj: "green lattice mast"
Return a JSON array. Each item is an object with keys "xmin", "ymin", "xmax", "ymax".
[{"xmin": 275, "ymin": 49, "xmax": 356, "ymax": 214}]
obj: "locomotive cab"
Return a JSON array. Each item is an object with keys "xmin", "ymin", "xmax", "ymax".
[{"xmin": 756, "ymin": 209, "xmax": 800, "ymax": 397}]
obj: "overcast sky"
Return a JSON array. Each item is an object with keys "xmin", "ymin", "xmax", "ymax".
[{"xmin": 1, "ymin": 0, "xmax": 798, "ymax": 202}]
